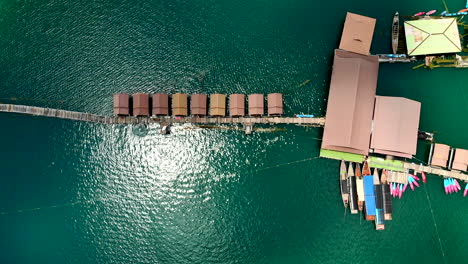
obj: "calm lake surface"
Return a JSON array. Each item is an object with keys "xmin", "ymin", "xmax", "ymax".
[{"xmin": 0, "ymin": 0, "xmax": 467, "ymax": 263}]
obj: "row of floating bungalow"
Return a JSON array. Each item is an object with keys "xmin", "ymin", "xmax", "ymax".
[
  {"xmin": 322, "ymin": 12, "xmax": 467, "ymax": 230},
  {"xmin": 114, "ymin": 93, "xmax": 283, "ymax": 117},
  {"xmin": 429, "ymin": 144, "xmax": 468, "ymax": 172}
]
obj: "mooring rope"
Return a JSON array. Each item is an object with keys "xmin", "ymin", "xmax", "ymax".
[
  {"xmin": 423, "ymin": 184, "xmax": 447, "ymax": 264},
  {"xmin": 253, "ymin": 156, "xmax": 321, "ymax": 172}
]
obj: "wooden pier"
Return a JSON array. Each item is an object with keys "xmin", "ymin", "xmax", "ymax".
[{"xmin": 0, "ymin": 103, "xmax": 325, "ymax": 127}]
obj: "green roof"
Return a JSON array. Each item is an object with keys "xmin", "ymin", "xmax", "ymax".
[
  {"xmin": 319, "ymin": 149, "xmax": 365, "ymax": 163},
  {"xmin": 367, "ymin": 156, "xmax": 405, "ymax": 172},
  {"xmin": 404, "ymin": 18, "xmax": 461, "ymax": 56}
]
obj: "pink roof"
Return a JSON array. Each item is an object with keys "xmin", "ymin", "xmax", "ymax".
[
  {"xmin": 371, "ymin": 96, "xmax": 421, "ymax": 158},
  {"xmin": 248, "ymin": 94, "xmax": 264, "ymax": 116},
  {"xmin": 452, "ymin": 149, "xmax": 468, "ymax": 171},
  {"xmin": 191, "ymin": 94, "xmax": 207, "ymax": 116},
  {"xmin": 152, "ymin": 93, "xmax": 169, "ymax": 115},
  {"xmin": 132, "ymin": 93, "xmax": 149, "ymax": 116},
  {"xmin": 229, "ymin": 94, "xmax": 245, "ymax": 116},
  {"xmin": 431, "ymin": 143, "xmax": 450, "ymax": 168},
  {"xmin": 321, "ymin": 49, "xmax": 379, "ymax": 155},
  {"xmin": 339, "ymin": 12, "xmax": 376, "ymax": 55},
  {"xmin": 113, "ymin": 93, "xmax": 130, "ymax": 116},
  {"xmin": 267, "ymin": 93, "xmax": 283, "ymax": 115}
]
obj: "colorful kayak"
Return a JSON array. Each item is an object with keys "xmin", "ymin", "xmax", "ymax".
[
  {"xmin": 296, "ymin": 114, "xmax": 314, "ymax": 118},
  {"xmin": 421, "ymin": 171, "xmax": 427, "ymax": 184},
  {"xmin": 414, "ymin": 11, "xmax": 425, "ymax": 16},
  {"xmin": 426, "ymin": 10, "xmax": 437, "ymax": 15},
  {"xmin": 464, "ymin": 184, "xmax": 468, "ymax": 197},
  {"xmin": 444, "ymin": 179, "xmax": 448, "ymax": 194},
  {"xmin": 455, "ymin": 179, "xmax": 461, "ymax": 191},
  {"xmin": 399, "ymin": 184, "xmax": 403, "ymax": 199},
  {"xmin": 458, "ymin": 8, "xmax": 468, "ymax": 13}
]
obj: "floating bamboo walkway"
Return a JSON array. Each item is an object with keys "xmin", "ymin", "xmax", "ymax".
[
  {"xmin": 376, "ymin": 163, "xmax": 467, "ymax": 185},
  {"xmin": 0, "ymin": 103, "xmax": 325, "ymax": 126},
  {"xmin": 405, "ymin": 163, "xmax": 468, "ymax": 181}
]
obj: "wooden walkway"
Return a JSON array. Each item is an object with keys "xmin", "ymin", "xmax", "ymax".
[
  {"xmin": 0, "ymin": 103, "xmax": 325, "ymax": 126},
  {"xmin": 379, "ymin": 163, "xmax": 467, "ymax": 184},
  {"xmin": 405, "ymin": 163, "xmax": 468, "ymax": 182}
]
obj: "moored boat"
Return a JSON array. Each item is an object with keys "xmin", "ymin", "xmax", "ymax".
[
  {"xmin": 392, "ymin": 12, "xmax": 399, "ymax": 55},
  {"xmin": 374, "ymin": 169, "xmax": 385, "ymax": 230},
  {"xmin": 364, "ymin": 172, "xmax": 376, "ymax": 221},
  {"xmin": 381, "ymin": 170, "xmax": 392, "ymax": 220},
  {"xmin": 414, "ymin": 11, "xmax": 425, "ymax": 16},
  {"xmin": 362, "ymin": 161, "xmax": 371, "ymax": 176},
  {"xmin": 340, "ymin": 160, "xmax": 349, "ymax": 208},
  {"xmin": 348, "ymin": 163, "xmax": 358, "ymax": 214},
  {"xmin": 355, "ymin": 163, "xmax": 365, "ymax": 211}
]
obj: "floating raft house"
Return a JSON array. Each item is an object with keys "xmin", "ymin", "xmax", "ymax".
[
  {"xmin": 451, "ymin": 149, "xmax": 468, "ymax": 171},
  {"xmin": 191, "ymin": 94, "xmax": 208, "ymax": 116},
  {"xmin": 210, "ymin": 94, "xmax": 226, "ymax": 117},
  {"xmin": 267, "ymin": 93, "xmax": 283, "ymax": 116},
  {"xmin": 229, "ymin": 94, "xmax": 245, "ymax": 117},
  {"xmin": 321, "ymin": 49, "xmax": 379, "ymax": 156},
  {"xmin": 133, "ymin": 93, "xmax": 150, "ymax": 117},
  {"xmin": 152, "ymin": 93, "xmax": 169, "ymax": 116},
  {"xmin": 370, "ymin": 96, "xmax": 421, "ymax": 159},
  {"xmin": 248, "ymin": 94, "xmax": 264, "ymax": 116},
  {"xmin": 339, "ymin": 12, "xmax": 376, "ymax": 55},
  {"xmin": 404, "ymin": 18, "xmax": 462, "ymax": 56},
  {"xmin": 113, "ymin": 93, "xmax": 130, "ymax": 116}
]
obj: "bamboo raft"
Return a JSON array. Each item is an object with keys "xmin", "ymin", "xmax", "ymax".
[{"xmin": 0, "ymin": 103, "xmax": 325, "ymax": 126}]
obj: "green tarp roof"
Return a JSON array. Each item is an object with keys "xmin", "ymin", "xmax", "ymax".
[{"xmin": 404, "ymin": 18, "xmax": 461, "ymax": 56}]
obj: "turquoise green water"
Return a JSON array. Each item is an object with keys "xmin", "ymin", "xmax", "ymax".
[{"xmin": 1, "ymin": 0, "xmax": 468, "ymax": 263}]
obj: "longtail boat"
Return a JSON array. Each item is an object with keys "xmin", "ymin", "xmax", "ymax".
[
  {"xmin": 392, "ymin": 12, "xmax": 399, "ymax": 55},
  {"xmin": 348, "ymin": 163, "xmax": 358, "ymax": 214},
  {"xmin": 373, "ymin": 169, "xmax": 385, "ymax": 230},
  {"xmin": 381, "ymin": 170, "xmax": 392, "ymax": 220},
  {"xmin": 362, "ymin": 161, "xmax": 371, "ymax": 176},
  {"xmin": 340, "ymin": 160, "xmax": 349, "ymax": 208},
  {"xmin": 355, "ymin": 163, "xmax": 365, "ymax": 211}
]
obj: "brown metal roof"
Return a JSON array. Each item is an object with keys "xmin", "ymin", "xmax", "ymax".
[
  {"xmin": 191, "ymin": 94, "xmax": 207, "ymax": 116},
  {"xmin": 172, "ymin": 93, "xmax": 188, "ymax": 116},
  {"xmin": 452, "ymin": 148, "xmax": 468, "ymax": 171},
  {"xmin": 132, "ymin": 93, "xmax": 149, "ymax": 116},
  {"xmin": 339, "ymin": 12, "xmax": 376, "ymax": 55},
  {"xmin": 371, "ymin": 96, "xmax": 421, "ymax": 158},
  {"xmin": 267, "ymin": 93, "xmax": 283, "ymax": 116},
  {"xmin": 152, "ymin": 93, "xmax": 169, "ymax": 116},
  {"xmin": 321, "ymin": 49, "xmax": 379, "ymax": 156},
  {"xmin": 210, "ymin": 94, "xmax": 226, "ymax": 116},
  {"xmin": 229, "ymin": 94, "xmax": 245, "ymax": 116},
  {"xmin": 431, "ymin": 143, "xmax": 450, "ymax": 167},
  {"xmin": 113, "ymin": 93, "xmax": 130, "ymax": 116},
  {"xmin": 248, "ymin": 94, "xmax": 264, "ymax": 116}
]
